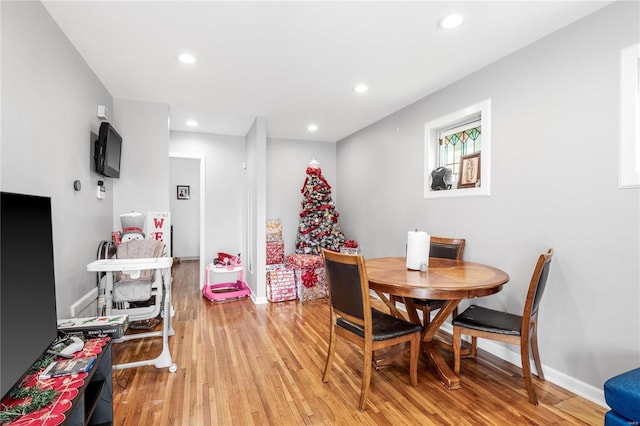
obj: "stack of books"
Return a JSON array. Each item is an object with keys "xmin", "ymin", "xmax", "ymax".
[{"xmin": 38, "ymin": 357, "xmax": 97, "ymax": 379}]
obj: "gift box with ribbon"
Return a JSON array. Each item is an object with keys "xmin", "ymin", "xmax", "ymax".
[{"xmin": 286, "ymin": 254, "xmax": 327, "ymax": 302}]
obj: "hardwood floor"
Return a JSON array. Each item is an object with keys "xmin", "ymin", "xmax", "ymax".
[{"xmin": 111, "ymin": 260, "xmax": 606, "ymax": 425}]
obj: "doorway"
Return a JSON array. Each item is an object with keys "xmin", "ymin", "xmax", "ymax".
[{"xmin": 169, "ymin": 153, "xmax": 205, "ymax": 287}]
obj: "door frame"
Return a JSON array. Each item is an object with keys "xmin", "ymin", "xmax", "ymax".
[{"xmin": 169, "ymin": 152, "xmax": 206, "ymax": 287}]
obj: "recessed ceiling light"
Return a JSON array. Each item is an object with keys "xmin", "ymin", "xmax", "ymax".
[
  {"xmin": 178, "ymin": 53, "xmax": 196, "ymax": 64},
  {"xmin": 186, "ymin": 120, "xmax": 198, "ymax": 127},
  {"xmin": 307, "ymin": 124, "xmax": 318, "ymax": 132},
  {"xmin": 438, "ymin": 14, "xmax": 464, "ymax": 29},
  {"xmin": 353, "ymin": 84, "xmax": 368, "ymax": 93}
]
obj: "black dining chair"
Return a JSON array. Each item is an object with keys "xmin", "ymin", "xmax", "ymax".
[
  {"xmin": 452, "ymin": 248, "xmax": 554, "ymax": 405},
  {"xmin": 392, "ymin": 236, "xmax": 466, "ymax": 330},
  {"xmin": 321, "ymin": 248, "xmax": 422, "ymax": 412}
]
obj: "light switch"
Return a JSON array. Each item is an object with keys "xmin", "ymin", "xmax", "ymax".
[{"xmin": 97, "ymin": 105, "xmax": 108, "ymax": 120}]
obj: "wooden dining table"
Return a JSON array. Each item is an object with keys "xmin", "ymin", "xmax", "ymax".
[{"xmin": 365, "ymin": 256, "xmax": 510, "ymax": 390}]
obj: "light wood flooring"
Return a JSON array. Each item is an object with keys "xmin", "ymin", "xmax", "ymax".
[{"xmin": 110, "ymin": 260, "xmax": 607, "ymax": 425}]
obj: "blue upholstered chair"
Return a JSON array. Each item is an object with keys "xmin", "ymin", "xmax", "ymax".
[{"xmin": 604, "ymin": 368, "xmax": 640, "ymax": 425}]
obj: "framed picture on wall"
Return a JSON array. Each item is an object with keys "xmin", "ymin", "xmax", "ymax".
[
  {"xmin": 457, "ymin": 152, "xmax": 481, "ymax": 189},
  {"xmin": 177, "ymin": 185, "xmax": 190, "ymax": 200}
]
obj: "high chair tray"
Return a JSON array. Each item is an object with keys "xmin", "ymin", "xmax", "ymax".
[{"xmin": 87, "ymin": 257, "xmax": 173, "ymax": 272}]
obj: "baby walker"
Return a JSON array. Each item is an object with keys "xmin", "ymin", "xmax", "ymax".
[{"xmin": 202, "ymin": 252, "xmax": 251, "ymax": 302}]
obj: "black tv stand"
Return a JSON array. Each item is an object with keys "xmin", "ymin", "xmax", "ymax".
[{"xmin": 62, "ymin": 340, "xmax": 112, "ymax": 425}]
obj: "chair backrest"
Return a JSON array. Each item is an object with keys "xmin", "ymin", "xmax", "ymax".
[
  {"xmin": 523, "ymin": 248, "xmax": 554, "ymax": 319},
  {"xmin": 430, "ymin": 236, "xmax": 466, "ymax": 260},
  {"xmin": 116, "ymin": 239, "xmax": 165, "ymax": 282},
  {"xmin": 321, "ymin": 249, "xmax": 371, "ymax": 328}
]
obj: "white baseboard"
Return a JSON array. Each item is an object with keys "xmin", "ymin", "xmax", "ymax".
[
  {"xmin": 370, "ymin": 293, "xmax": 608, "ymax": 408},
  {"xmin": 253, "ymin": 295, "xmax": 268, "ymax": 305},
  {"xmin": 438, "ymin": 322, "xmax": 607, "ymax": 408}
]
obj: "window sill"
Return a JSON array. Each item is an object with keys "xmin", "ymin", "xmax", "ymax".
[{"xmin": 424, "ymin": 186, "xmax": 490, "ymax": 199}]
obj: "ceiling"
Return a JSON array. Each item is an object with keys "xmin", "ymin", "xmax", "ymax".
[{"xmin": 42, "ymin": 1, "xmax": 611, "ymax": 143}]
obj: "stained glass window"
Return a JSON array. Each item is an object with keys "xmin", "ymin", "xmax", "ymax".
[{"xmin": 438, "ymin": 120, "xmax": 481, "ymax": 186}]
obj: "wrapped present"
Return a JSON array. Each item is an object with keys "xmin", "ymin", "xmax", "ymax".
[
  {"xmin": 339, "ymin": 247, "xmax": 360, "ymax": 254},
  {"xmin": 266, "ymin": 219, "xmax": 283, "ymax": 242},
  {"xmin": 293, "ymin": 266, "xmax": 327, "ymax": 301},
  {"xmin": 266, "ymin": 265, "xmax": 297, "ymax": 302},
  {"xmin": 285, "ymin": 253, "xmax": 323, "ymax": 269},
  {"xmin": 266, "ymin": 241, "xmax": 285, "ymax": 265},
  {"xmin": 340, "ymin": 239, "xmax": 360, "ymax": 254},
  {"xmin": 286, "ymin": 254, "xmax": 327, "ymax": 301}
]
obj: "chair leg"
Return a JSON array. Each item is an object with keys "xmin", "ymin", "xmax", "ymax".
[
  {"xmin": 453, "ymin": 326, "xmax": 461, "ymax": 374},
  {"xmin": 470, "ymin": 336, "xmax": 478, "ymax": 359},
  {"xmin": 359, "ymin": 347, "xmax": 373, "ymax": 411},
  {"xmin": 530, "ymin": 321, "xmax": 545, "ymax": 381},
  {"xmin": 520, "ymin": 339, "xmax": 538, "ymax": 405},
  {"xmin": 409, "ymin": 334, "xmax": 419, "ymax": 386},
  {"xmin": 322, "ymin": 325, "xmax": 336, "ymax": 383}
]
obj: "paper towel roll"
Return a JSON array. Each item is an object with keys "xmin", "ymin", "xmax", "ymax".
[{"xmin": 406, "ymin": 231, "xmax": 431, "ymax": 270}]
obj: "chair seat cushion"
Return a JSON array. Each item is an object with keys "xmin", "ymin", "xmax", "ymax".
[
  {"xmin": 452, "ymin": 305, "xmax": 522, "ymax": 336},
  {"xmin": 413, "ymin": 298, "xmax": 445, "ymax": 309},
  {"xmin": 604, "ymin": 368, "xmax": 640, "ymax": 422},
  {"xmin": 114, "ymin": 279, "xmax": 153, "ymax": 302},
  {"xmin": 337, "ymin": 309, "xmax": 421, "ymax": 341}
]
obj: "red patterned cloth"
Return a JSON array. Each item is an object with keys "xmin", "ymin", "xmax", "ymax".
[{"xmin": 3, "ymin": 337, "xmax": 109, "ymax": 426}]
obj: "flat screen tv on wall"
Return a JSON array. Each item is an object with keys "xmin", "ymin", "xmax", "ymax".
[
  {"xmin": 94, "ymin": 121, "xmax": 122, "ymax": 178},
  {"xmin": 0, "ymin": 192, "xmax": 59, "ymax": 399}
]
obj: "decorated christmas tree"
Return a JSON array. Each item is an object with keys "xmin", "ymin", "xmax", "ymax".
[{"xmin": 295, "ymin": 160, "xmax": 345, "ymax": 255}]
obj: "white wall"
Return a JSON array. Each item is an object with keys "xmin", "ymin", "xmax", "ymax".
[
  {"xmin": 1, "ymin": 1, "xmax": 114, "ymax": 318},
  {"xmin": 112, "ymin": 99, "xmax": 170, "ymax": 230},
  {"xmin": 336, "ymin": 1, "xmax": 639, "ymax": 403},
  {"xmin": 169, "ymin": 157, "xmax": 200, "ymax": 258},
  {"xmin": 266, "ymin": 138, "xmax": 337, "ymax": 255},
  {"xmin": 169, "ymin": 131, "xmax": 245, "ymax": 271}
]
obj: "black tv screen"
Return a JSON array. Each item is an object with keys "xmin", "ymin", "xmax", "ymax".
[
  {"xmin": 0, "ymin": 192, "xmax": 59, "ymax": 399},
  {"xmin": 95, "ymin": 122, "xmax": 122, "ymax": 178}
]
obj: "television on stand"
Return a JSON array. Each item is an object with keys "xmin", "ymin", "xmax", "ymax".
[
  {"xmin": 0, "ymin": 192, "xmax": 59, "ymax": 399},
  {"xmin": 94, "ymin": 121, "xmax": 122, "ymax": 178}
]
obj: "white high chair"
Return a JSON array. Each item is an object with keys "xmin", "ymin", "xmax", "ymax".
[{"xmin": 87, "ymin": 239, "xmax": 177, "ymax": 372}]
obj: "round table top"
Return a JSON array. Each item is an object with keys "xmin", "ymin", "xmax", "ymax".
[{"xmin": 365, "ymin": 257, "xmax": 510, "ymax": 300}]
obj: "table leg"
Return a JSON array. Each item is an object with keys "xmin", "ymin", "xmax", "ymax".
[
  {"xmin": 373, "ymin": 291, "xmax": 409, "ymax": 321},
  {"xmin": 403, "ymin": 297, "xmax": 422, "ymax": 324},
  {"xmin": 371, "ymin": 292, "xmax": 466, "ymax": 387},
  {"xmin": 422, "ymin": 299, "xmax": 462, "ymax": 390}
]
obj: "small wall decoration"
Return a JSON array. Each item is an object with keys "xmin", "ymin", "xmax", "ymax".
[
  {"xmin": 177, "ymin": 185, "xmax": 190, "ymax": 200},
  {"xmin": 457, "ymin": 152, "xmax": 481, "ymax": 188}
]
